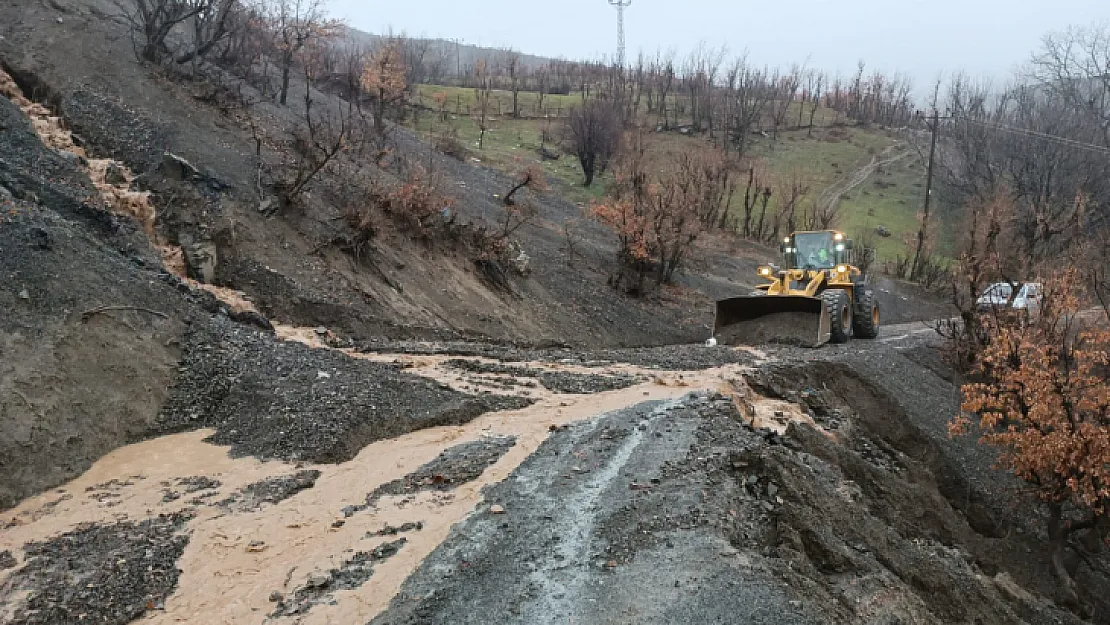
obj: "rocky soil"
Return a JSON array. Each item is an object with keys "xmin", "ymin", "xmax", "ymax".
[
  {"xmin": 2, "ymin": 514, "xmax": 191, "ymax": 625},
  {"xmin": 157, "ymin": 318, "xmax": 535, "ymax": 463},
  {"xmin": 218, "ymin": 470, "xmax": 322, "ymax": 512},
  {"xmin": 369, "ymin": 378, "xmax": 1089, "ymax": 625},
  {"xmin": 359, "ymin": 436, "xmax": 519, "ymax": 511}
]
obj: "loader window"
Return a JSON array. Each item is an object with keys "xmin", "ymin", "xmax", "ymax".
[{"xmin": 791, "ymin": 232, "xmax": 837, "ymax": 270}]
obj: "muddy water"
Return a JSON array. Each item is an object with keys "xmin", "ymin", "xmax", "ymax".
[{"xmin": 0, "ymin": 365, "xmax": 751, "ymax": 625}]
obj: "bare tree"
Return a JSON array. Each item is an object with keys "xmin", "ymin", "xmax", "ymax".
[
  {"xmin": 725, "ymin": 55, "xmax": 772, "ymax": 162},
  {"xmin": 938, "ymin": 70, "xmax": 1110, "ymax": 280},
  {"xmin": 775, "ymin": 168, "xmax": 812, "ymax": 238},
  {"xmin": 271, "ymin": 65, "xmax": 352, "ymax": 212},
  {"xmin": 739, "ymin": 160, "xmax": 773, "ymax": 238},
  {"xmin": 566, "ymin": 99, "xmax": 622, "ymax": 187},
  {"xmin": 655, "ymin": 52, "xmax": 676, "ymax": 129},
  {"xmin": 806, "ymin": 71, "xmax": 825, "ymax": 135},
  {"xmin": 119, "ymin": 0, "xmax": 234, "ymax": 63},
  {"xmin": 1032, "ymin": 25, "xmax": 1110, "ymax": 147},
  {"xmin": 769, "ymin": 64, "xmax": 802, "ymax": 139},
  {"xmin": 271, "ymin": 0, "xmax": 332, "ymax": 105},
  {"xmin": 534, "ymin": 65, "xmax": 550, "ymax": 115},
  {"xmin": 473, "ymin": 59, "xmax": 494, "ymax": 149},
  {"xmin": 502, "ymin": 48, "xmax": 523, "ymax": 118}
]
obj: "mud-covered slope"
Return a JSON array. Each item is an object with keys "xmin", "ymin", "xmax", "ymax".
[{"xmin": 0, "ymin": 91, "xmax": 208, "ymax": 509}]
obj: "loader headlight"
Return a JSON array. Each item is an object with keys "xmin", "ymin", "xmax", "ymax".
[
  {"xmin": 836, "ymin": 265, "xmax": 848, "ymax": 274},
  {"xmin": 758, "ymin": 266, "xmax": 773, "ymax": 277},
  {"xmin": 783, "ymin": 237, "xmax": 791, "ymax": 243},
  {"xmin": 834, "ymin": 233, "xmax": 844, "ymax": 241}
]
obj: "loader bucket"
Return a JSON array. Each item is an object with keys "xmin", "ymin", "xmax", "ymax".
[{"xmin": 714, "ymin": 295, "xmax": 831, "ymax": 348}]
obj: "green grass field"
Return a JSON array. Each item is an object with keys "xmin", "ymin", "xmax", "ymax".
[
  {"xmin": 406, "ymin": 85, "xmax": 939, "ymax": 264},
  {"xmin": 749, "ymin": 127, "xmax": 936, "ymax": 262}
]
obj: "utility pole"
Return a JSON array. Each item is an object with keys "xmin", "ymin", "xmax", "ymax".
[
  {"xmin": 911, "ymin": 108, "xmax": 940, "ymax": 281},
  {"xmin": 609, "ymin": 0, "xmax": 631, "ymax": 68},
  {"xmin": 456, "ymin": 39, "xmax": 461, "ymax": 81}
]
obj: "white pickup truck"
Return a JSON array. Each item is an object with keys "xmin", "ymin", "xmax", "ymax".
[{"xmin": 976, "ymin": 282, "xmax": 1043, "ymax": 314}]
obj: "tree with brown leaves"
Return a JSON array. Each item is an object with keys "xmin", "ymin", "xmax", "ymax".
[
  {"xmin": 952, "ymin": 268, "xmax": 1110, "ymax": 607},
  {"xmin": 592, "ymin": 136, "xmax": 713, "ymax": 294},
  {"xmin": 361, "ymin": 40, "xmax": 407, "ymax": 134},
  {"xmin": 270, "ymin": 0, "xmax": 337, "ymax": 105}
]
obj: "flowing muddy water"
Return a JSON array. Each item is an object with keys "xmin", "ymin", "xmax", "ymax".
[
  {"xmin": 0, "ymin": 67, "xmax": 822, "ymax": 623},
  {"xmin": 0, "ymin": 365, "xmax": 755, "ymax": 624}
]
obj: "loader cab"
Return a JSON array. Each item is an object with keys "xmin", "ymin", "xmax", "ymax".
[{"xmin": 780, "ymin": 231, "xmax": 852, "ymax": 271}]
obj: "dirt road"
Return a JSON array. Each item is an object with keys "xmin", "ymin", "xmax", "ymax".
[{"xmin": 816, "ymin": 144, "xmax": 915, "ymax": 216}]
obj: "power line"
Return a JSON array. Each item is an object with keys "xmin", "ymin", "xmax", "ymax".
[{"xmin": 951, "ymin": 115, "xmax": 1110, "ymax": 156}]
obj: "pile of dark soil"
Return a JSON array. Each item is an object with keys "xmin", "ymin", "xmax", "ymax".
[
  {"xmin": 157, "ymin": 319, "xmax": 534, "ymax": 464},
  {"xmin": 219, "ymin": 470, "xmax": 321, "ymax": 512},
  {"xmin": 0, "ymin": 514, "xmax": 191, "ymax": 625},
  {"xmin": 371, "ymin": 521, "xmax": 424, "ymax": 537},
  {"xmin": 0, "ymin": 91, "xmax": 215, "ymax": 509},
  {"xmin": 160, "ymin": 476, "xmax": 222, "ymax": 504}
]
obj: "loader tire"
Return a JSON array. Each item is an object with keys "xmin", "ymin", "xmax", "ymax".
[
  {"xmin": 853, "ymin": 288, "xmax": 880, "ymax": 339},
  {"xmin": 822, "ymin": 289, "xmax": 852, "ymax": 344}
]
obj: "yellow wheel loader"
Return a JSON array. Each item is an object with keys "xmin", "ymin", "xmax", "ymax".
[{"xmin": 714, "ymin": 230, "xmax": 880, "ymax": 347}]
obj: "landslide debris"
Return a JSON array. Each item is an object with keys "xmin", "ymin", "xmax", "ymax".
[
  {"xmin": 363, "ymin": 341, "xmax": 761, "ymax": 371},
  {"xmin": 0, "ymin": 514, "xmax": 191, "ymax": 625},
  {"xmin": 0, "ymin": 90, "xmax": 212, "ymax": 510},
  {"xmin": 219, "ymin": 469, "xmax": 322, "ymax": 512},
  {"xmin": 353, "ymin": 436, "xmax": 518, "ymax": 514},
  {"xmin": 157, "ymin": 319, "xmax": 535, "ymax": 464},
  {"xmin": 370, "ymin": 368, "xmax": 1087, "ymax": 625}
]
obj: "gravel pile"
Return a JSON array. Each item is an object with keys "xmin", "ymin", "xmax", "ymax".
[
  {"xmin": 370, "ymin": 521, "xmax": 424, "ymax": 537},
  {"xmin": 158, "ymin": 318, "xmax": 535, "ymax": 464},
  {"xmin": 272, "ymin": 538, "xmax": 407, "ymax": 617},
  {"xmin": 1, "ymin": 514, "xmax": 191, "ymax": 625},
  {"xmin": 219, "ymin": 470, "xmax": 321, "ymax": 512}
]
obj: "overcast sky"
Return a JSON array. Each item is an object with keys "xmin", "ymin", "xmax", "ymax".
[{"xmin": 330, "ymin": 0, "xmax": 1108, "ymax": 85}]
